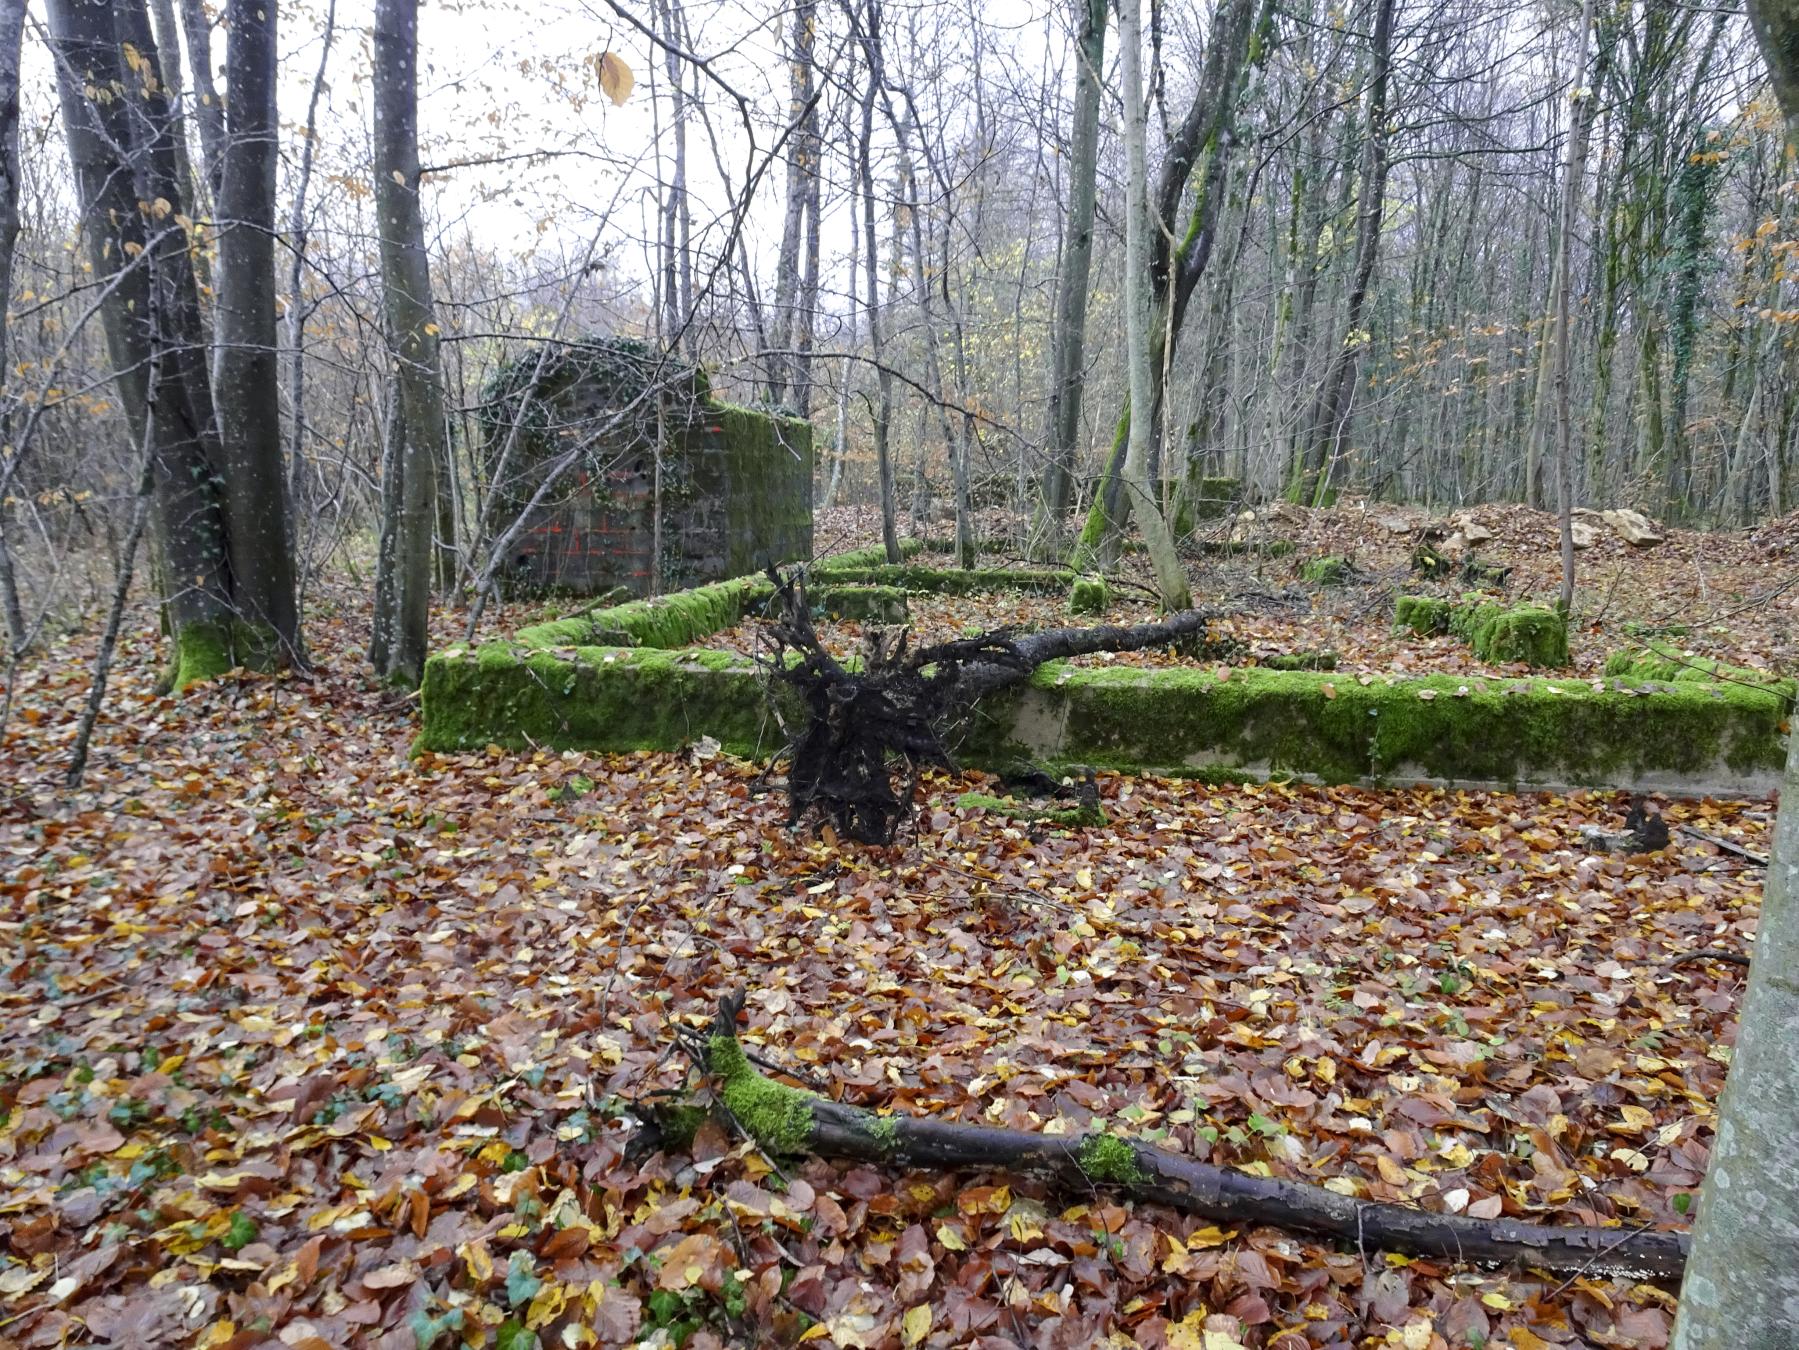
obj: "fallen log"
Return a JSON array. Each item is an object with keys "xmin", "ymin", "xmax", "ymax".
[
  {"xmin": 675, "ymin": 993, "xmax": 1689, "ymax": 1282},
  {"xmin": 757, "ymin": 565, "xmax": 1212, "ymax": 842}
]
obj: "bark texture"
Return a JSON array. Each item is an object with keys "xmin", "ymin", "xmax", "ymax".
[
  {"xmin": 369, "ymin": 0, "xmax": 446, "ymax": 687},
  {"xmin": 213, "ymin": 0, "xmax": 302, "ymax": 665}
]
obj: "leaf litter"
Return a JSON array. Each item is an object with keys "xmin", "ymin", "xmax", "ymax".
[{"xmin": 0, "ymin": 570, "xmax": 1773, "ymax": 1349}]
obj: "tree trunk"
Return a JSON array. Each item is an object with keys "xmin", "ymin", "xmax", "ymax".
[
  {"xmin": 1552, "ymin": 0, "xmax": 1597, "ymax": 615},
  {"xmin": 213, "ymin": 0, "xmax": 303, "ymax": 667},
  {"xmin": 1290, "ymin": 0, "xmax": 1396, "ymax": 506},
  {"xmin": 369, "ymin": 0, "xmax": 445, "ymax": 687},
  {"xmin": 692, "ymin": 993, "xmax": 1689, "ymax": 1281},
  {"xmin": 1116, "ymin": 0, "xmax": 1189, "ymax": 609},
  {"xmin": 285, "ymin": 0, "xmax": 336, "ymax": 511},
  {"xmin": 1673, "ymin": 6, "xmax": 1799, "ymax": 1342},
  {"xmin": 1069, "ymin": 0, "xmax": 1264, "ymax": 569},
  {"xmin": 1029, "ymin": 0, "xmax": 1107, "ymax": 558},
  {"xmin": 177, "ymin": 0, "xmax": 225, "ymax": 208},
  {"xmin": 0, "ymin": 0, "xmax": 25, "ymax": 654},
  {"xmin": 853, "ymin": 0, "xmax": 900, "ymax": 564},
  {"xmin": 768, "ymin": 0, "xmax": 818, "ymax": 412},
  {"xmin": 45, "ymin": 0, "xmax": 240, "ymax": 691}
]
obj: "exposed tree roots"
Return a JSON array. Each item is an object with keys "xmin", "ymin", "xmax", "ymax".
[
  {"xmin": 660, "ymin": 993, "xmax": 1690, "ymax": 1282},
  {"xmin": 757, "ymin": 564, "xmax": 1211, "ymax": 842}
]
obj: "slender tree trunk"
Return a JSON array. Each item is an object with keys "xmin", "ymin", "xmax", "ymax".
[
  {"xmin": 1070, "ymin": 0, "xmax": 1264, "ymax": 568},
  {"xmin": 769, "ymin": 0, "xmax": 818, "ymax": 411},
  {"xmin": 1030, "ymin": 0, "xmax": 1107, "ymax": 558},
  {"xmin": 1552, "ymin": 0, "xmax": 1596, "ymax": 615},
  {"xmin": 1117, "ymin": 0, "xmax": 1189, "ymax": 610},
  {"xmin": 1291, "ymin": 0, "xmax": 1396, "ymax": 505},
  {"xmin": 854, "ymin": 0, "xmax": 900, "ymax": 563},
  {"xmin": 0, "ymin": 0, "xmax": 25, "ymax": 654},
  {"xmin": 177, "ymin": 0, "xmax": 225, "ymax": 208},
  {"xmin": 213, "ymin": 0, "xmax": 303, "ymax": 666},
  {"xmin": 369, "ymin": 0, "xmax": 445, "ymax": 687},
  {"xmin": 285, "ymin": 0, "xmax": 336, "ymax": 512}
]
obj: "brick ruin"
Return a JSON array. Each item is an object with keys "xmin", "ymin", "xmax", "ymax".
[{"xmin": 482, "ymin": 337, "xmax": 813, "ymax": 596}]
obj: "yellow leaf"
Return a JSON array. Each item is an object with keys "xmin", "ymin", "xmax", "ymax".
[
  {"xmin": 1076, "ymin": 867, "xmax": 1093, "ymax": 889},
  {"xmin": 935, "ymin": 1223, "xmax": 967, "ymax": 1251},
  {"xmin": 1610, "ymin": 1104, "xmax": 1654, "ymax": 1136},
  {"xmin": 1480, "ymin": 1292, "xmax": 1513, "ymax": 1310},
  {"xmin": 903, "ymin": 1303, "xmax": 932, "ymax": 1346},
  {"xmin": 1186, "ymin": 1225, "xmax": 1236, "ymax": 1247},
  {"xmin": 527, "ymin": 1281, "xmax": 570, "ymax": 1329},
  {"xmin": 597, "ymin": 51, "xmax": 634, "ymax": 105}
]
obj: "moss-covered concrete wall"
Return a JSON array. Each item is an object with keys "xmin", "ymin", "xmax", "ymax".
[
  {"xmin": 482, "ymin": 338, "xmax": 814, "ymax": 597},
  {"xmin": 419, "ymin": 643, "xmax": 1788, "ymax": 797},
  {"xmin": 422, "ymin": 643, "xmax": 788, "ymax": 758}
]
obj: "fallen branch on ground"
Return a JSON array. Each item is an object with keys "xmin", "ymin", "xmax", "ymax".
[
  {"xmin": 1666, "ymin": 949, "xmax": 1753, "ymax": 969},
  {"xmin": 663, "ymin": 993, "xmax": 1689, "ymax": 1282},
  {"xmin": 1677, "ymin": 824, "xmax": 1767, "ymax": 867}
]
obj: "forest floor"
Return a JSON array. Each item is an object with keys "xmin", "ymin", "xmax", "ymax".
[
  {"xmin": 774, "ymin": 501, "xmax": 1799, "ymax": 679},
  {"xmin": 0, "ymin": 504, "xmax": 1787, "ymax": 1350}
]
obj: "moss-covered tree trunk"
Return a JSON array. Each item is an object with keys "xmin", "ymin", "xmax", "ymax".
[
  {"xmin": 46, "ymin": 0, "xmax": 245, "ymax": 691},
  {"xmin": 686, "ymin": 993, "xmax": 1687, "ymax": 1280},
  {"xmin": 1067, "ymin": 0, "xmax": 1265, "ymax": 572}
]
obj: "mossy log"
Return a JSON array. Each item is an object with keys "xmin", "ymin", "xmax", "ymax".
[{"xmin": 676, "ymin": 994, "xmax": 1688, "ymax": 1281}]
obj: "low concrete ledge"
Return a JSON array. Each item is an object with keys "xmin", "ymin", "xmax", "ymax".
[{"xmin": 418, "ymin": 645, "xmax": 1788, "ymax": 797}]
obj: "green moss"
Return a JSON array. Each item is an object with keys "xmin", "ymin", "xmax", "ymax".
[
  {"xmin": 706, "ymin": 1035, "xmax": 815, "ymax": 1155},
  {"xmin": 1187, "ymin": 476, "xmax": 1239, "ymax": 521},
  {"xmin": 1604, "ymin": 641, "xmax": 1792, "ymax": 697},
  {"xmin": 1069, "ymin": 575, "xmax": 1109, "ymax": 616},
  {"xmin": 1195, "ymin": 537, "xmax": 1295, "ymax": 559},
  {"xmin": 1451, "ymin": 597, "xmax": 1568, "ymax": 668},
  {"xmin": 1078, "ymin": 1132, "xmax": 1145, "ymax": 1185},
  {"xmin": 957, "ymin": 663, "xmax": 1788, "ymax": 790},
  {"xmin": 418, "ymin": 642, "xmax": 789, "ymax": 757},
  {"xmin": 815, "ymin": 585, "xmax": 909, "ymax": 623},
  {"xmin": 1394, "ymin": 596, "xmax": 1453, "ymax": 636},
  {"xmin": 1301, "ymin": 555, "xmax": 1353, "ymax": 586},
  {"xmin": 1259, "ymin": 650, "xmax": 1338, "ymax": 672},
  {"xmin": 955, "ymin": 790, "xmax": 1106, "ymax": 829},
  {"xmin": 519, "ymin": 576, "xmax": 774, "ymax": 650},
  {"xmin": 806, "ymin": 562, "xmax": 1073, "ymax": 596},
  {"xmin": 647, "ymin": 1102, "xmax": 709, "ymax": 1151},
  {"xmin": 864, "ymin": 1113, "xmax": 900, "ymax": 1154},
  {"xmin": 167, "ymin": 618, "xmax": 280, "ymax": 691},
  {"xmin": 816, "ymin": 539, "xmax": 926, "ymax": 569}
]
